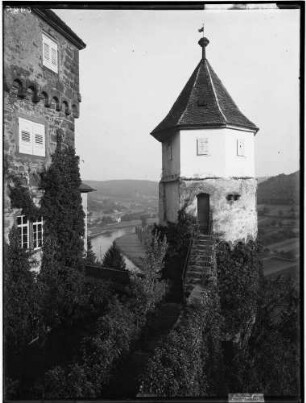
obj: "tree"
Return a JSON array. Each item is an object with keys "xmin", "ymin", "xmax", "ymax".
[
  {"xmin": 40, "ymin": 139, "xmax": 84, "ymax": 268},
  {"xmin": 37, "ymin": 235, "xmax": 89, "ymax": 331},
  {"xmin": 85, "ymin": 239, "xmax": 98, "ymax": 266},
  {"xmin": 102, "ymin": 242, "xmax": 126, "ymax": 270},
  {"xmin": 4, "ymin": 227, "xmax": 39, "ymax": 352},
  {"xmin": 241, "ymin": 275, "xmax": 300, "ymax": 396}
]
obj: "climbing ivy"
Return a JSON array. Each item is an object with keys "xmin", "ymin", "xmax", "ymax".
[
  {"xmin": 9, "ymin": 176, "xmax": 41, "ymax": 220},
  {"xmin": 216, "ymin": 240, "xmax": 263, "ymax": 341},
  {"xmin": 153, "ymin": 209, "xmax": 197, "ymax": 301},
  {"xmin": 139, "ymin": 288, "xmax": 223, "ymax": 397}
]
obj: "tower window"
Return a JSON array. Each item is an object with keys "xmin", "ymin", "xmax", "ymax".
[
  {"xmin": 197, "ymin": 138, "xmax": 209, "ymax": 155},
  {"xmin": 42, "ymin": 34, "xmax": 58, "ymax": 73},
  {"xmin": 19, "ymin": 118, "xmax": 45, "ymax": 157},
  {"xmin": 237, "ymin": 139, "xmax": 245, "ymax": 156},
  {"xmin": 226, "ymin": 194, "xmax": 241, "ymax": 203}
]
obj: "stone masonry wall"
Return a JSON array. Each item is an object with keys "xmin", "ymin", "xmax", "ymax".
[
  {"xmin": 180, "ymin": 178, "xmax": 257, "ymax": 245},
  {"xmin": 3, "ymin": 8, "xmax": 82, "ymax": 243}
]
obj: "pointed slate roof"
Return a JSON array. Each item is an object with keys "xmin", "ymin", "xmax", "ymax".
[{"xmin": 151, "ymin": 38, "xmax": 258, "ymax": 142}]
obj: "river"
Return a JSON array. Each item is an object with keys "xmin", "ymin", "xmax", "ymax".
[{"xmin": 90, "ymin": 227, "xmax": 139, "ymax": 272}]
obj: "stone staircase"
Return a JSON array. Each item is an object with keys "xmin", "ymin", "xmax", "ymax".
[{"xmin": 183, "ymin": 232, "xmax": 216, "ymax": 301}]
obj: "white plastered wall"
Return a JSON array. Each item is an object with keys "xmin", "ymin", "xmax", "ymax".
[
  {"xmin": 179, "ymin": 128, "xmax": 255, "ymax": 178},
  {"xmin": 162, "ymin": 131, "xmax": 180, "ymax": 178}
]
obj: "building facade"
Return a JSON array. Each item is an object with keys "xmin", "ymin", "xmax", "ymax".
[
  {"xmin": 151, "ymin": 35, "xmax": 259, "ymax": 245},
  {"xmin": 3, "ymin": 7, "xmax": 86, "ymax": 266}
]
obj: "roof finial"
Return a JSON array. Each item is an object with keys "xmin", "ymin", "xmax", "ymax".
[{"xmin": 198, "ymin": 23, "xmax": 209, "ymax": 60}]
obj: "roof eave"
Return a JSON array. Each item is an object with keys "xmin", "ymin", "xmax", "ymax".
[
  {"xmin": 151, "ymin": 122, "xmax": 259, "ymax": 141},
  {"xmin": 32, "ymin": 8, "xmax": 86, "ymax": 50}
]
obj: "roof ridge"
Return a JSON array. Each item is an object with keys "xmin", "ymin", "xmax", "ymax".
[
  {"xmin": 206, "ymin": 61, "xmax": 227, "ymax": 124},
  {"xmin": 178, "ymin": 62, "xmax": 202, "ymax": 126}
]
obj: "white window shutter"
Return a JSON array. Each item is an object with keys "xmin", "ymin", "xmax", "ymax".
[
  {"xmin": 197, "ymin": 138, "xmax": 209, "ymax": 155},
  {"xmin": 237, "ymin": 139, "xmax": 245, "ymax": 156},
  {"xmin": 19, "ymin": 118, "xmax": 33, "ymax": 154},
  {"xmin": 44, "ymin": 42, "xmax": 50, "ymax": 61},
  {"xmin": 32, "ymin": 122, "xmax": 45, "ymax": 157},
  {"xmin": 42, "ymin": 34, "xmax": 58, "ymax": 73}
]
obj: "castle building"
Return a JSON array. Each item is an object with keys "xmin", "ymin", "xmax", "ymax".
[
  {"xmin": 151, "ymin": 34, "xmax": 259, "ymax": 244},
  {"xmin": 3, "ymin": 7, "xmax": 87, "ymax": 265}
]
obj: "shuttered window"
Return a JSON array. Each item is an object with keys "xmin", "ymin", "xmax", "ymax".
[
  {"xmin": 42, "ymin": 34, "xmax": 58, "ymax": 73},
  {"xmin": 197, "ymin": 138, "xmax": 209, "ymax": 155},
  {"xmin": 237, "ymin": 139, "xmax": 245, "ymax": 156},
  {"xmin": 19, "ymin": 118, "xmax": 45, "ymax": 157}
]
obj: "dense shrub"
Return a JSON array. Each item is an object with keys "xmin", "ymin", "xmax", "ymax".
[
  {"xmin": 140, "ymin": 288, "xmax": 223, "ymax": 397},
  {"xmin": 216, "ymin": 240, "xmax": 263, "ymax": 341},
  {"xmin": 42, "ymin": 233, "xmax": 168, "ymax": 399},
  {"xmin": 43, "ymin": 296, "xmax": 138, "ymax": 398},
  {"xmin": 244, "ymin": 275, "xmax": 300, "ymax": 395},
  {"xmin": 4, "ymin": 228, "xmax": 40, "ymax": 399},
  {"xmin": 4, "ymin": 227, "xmax": 39, "ymax": 352},
  {"xmin": 153, "ymin": 209, "xmax": 196, "ymax": 300}
]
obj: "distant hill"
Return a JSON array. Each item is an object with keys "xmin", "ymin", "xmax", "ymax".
[
  {"xmin": 257, "ymin": 171, "xmax": 299, "ymax": 205},
  {"xmin": 257, "ymin": 176, "xmax": 270, "ymax": 184},
  {"xmin": 84, "ymin": 172, "xmax": 299, "ymax": 206},
  {"xmin": 84, "ymin": 179, "xmax": 159, "ymax": 201}
]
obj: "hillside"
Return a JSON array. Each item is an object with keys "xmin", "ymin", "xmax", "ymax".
[
  {"xmin": 85, "ymin": 180, "xmax": 158, "ymax": 201},
  {"xmin": 257, "ymin": 171, "xmax": 299, "ymax": 205},
  {"xmin": 84, "ymin": 172, "xmax": 299, "ymax": 207}
]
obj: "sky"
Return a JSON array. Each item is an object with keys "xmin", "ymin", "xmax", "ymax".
[{"xmin": 54, "ymin": 6, "xmax": 300, "ymax": 181}]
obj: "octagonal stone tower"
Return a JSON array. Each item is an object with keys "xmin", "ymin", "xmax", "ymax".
[{"xmin": 151, "ymin": 35, "xmax": 259, "ymax": 244}]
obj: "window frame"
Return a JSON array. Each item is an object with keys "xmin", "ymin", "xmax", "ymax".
[
  {"xmin": 42, "ymin": 33, "xmax": 58, "ymax": 73},
  {"xmin": 32, "ymin": 216, "xmax": 44, "ymax": 250},
  {"xmin": 17, "ymin": 215, "xmax": 30, "ymax": 250},
  {"xmin": 237, "ymin": 139, "xmax": 246, "ymax": 157},
  {"xmin": 16, "ymin": 215, "xmax": 44, "ymax": 251},
  {"xmin": 18, "ymin": 117, "xmax": 46, "ymax": 157},
  {"xmin": 197, "ymin": 137, "xmax": 209, "ymax": 156}
]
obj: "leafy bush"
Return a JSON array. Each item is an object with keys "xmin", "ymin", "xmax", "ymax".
[
  {"xmin": 216, "ymin": 240, "xmax": 263, "ymax": 341},
  {"xmin": 44, "ymin": 296, "xmax": 138, "ymax": 399},
  {"xmin": 42, "ymin": 232, "xmax": 168, "ymax": 399},
  {"xmin": 140, "ymin": 288, "xmax": 223, "ymax": 397}
]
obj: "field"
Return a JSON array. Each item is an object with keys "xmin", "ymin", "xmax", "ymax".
[
  {"xmin": 268, "ymin": 239, "xmax": 299, "ymax": 255},
  {"xmin": 258, "ymin": 203, "xmax": 300, "ymax": 279}
]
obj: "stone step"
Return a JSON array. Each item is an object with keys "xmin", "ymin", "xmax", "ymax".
[
  {"xmin": 197, "ymin": 237, "xmax": 214, "ymax": 242},
  {"xmin": 191, "ymin": 264, "xmax": 211, "ymax": 270},
  {"xmin": 190, "ymin": 251, "xmax": 212, "ymax": 258}
]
